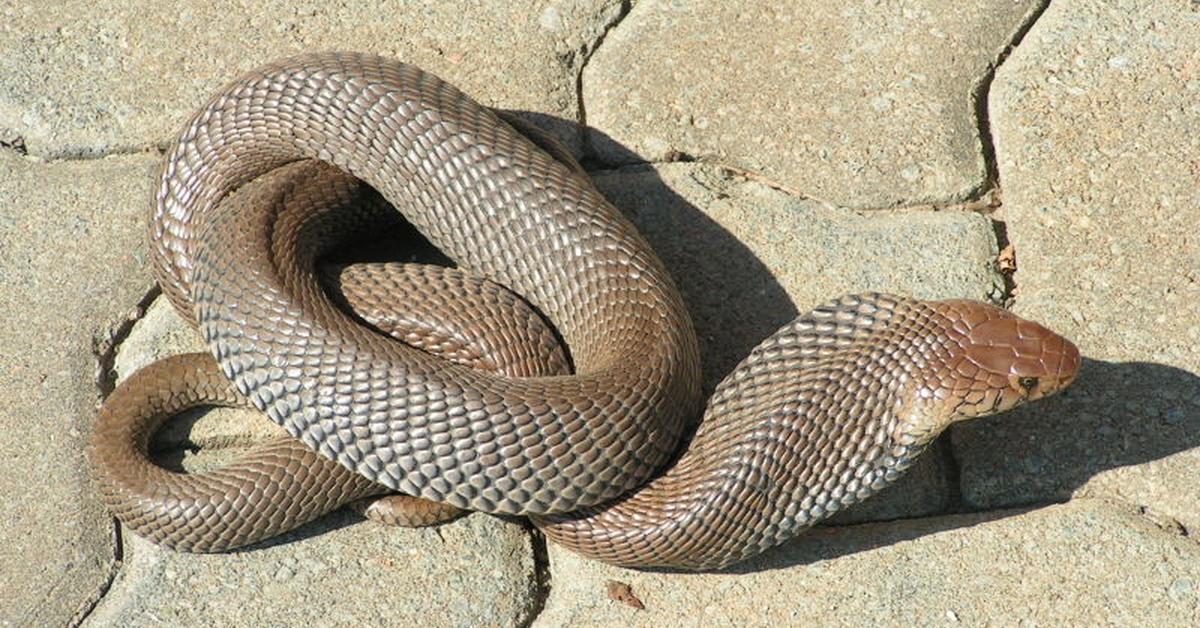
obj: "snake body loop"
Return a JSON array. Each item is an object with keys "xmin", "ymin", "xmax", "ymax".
[
  {"xmin": 155, "ymin": 53, "xmax": 703, "ymax": 516},
  {"xmin": 91, "ymin": 53, "xmax": 1080, "ymax": 569}
]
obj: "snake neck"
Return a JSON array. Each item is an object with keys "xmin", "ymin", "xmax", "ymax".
[{"xmin": 536, "ymin": 293, "xmax": 958, "ymax": 569}]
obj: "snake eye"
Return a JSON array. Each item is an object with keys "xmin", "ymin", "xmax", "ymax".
[{"xmin": 1017, "ymin": 376, "xmax": 1038, "ymax": 392}]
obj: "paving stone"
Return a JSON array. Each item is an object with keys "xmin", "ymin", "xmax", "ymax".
[
  {"xmin": 956, "ymin": 0, "xmax": 1200, "ymax": 530},
  {"xmin": 84, "ymin": 508, "xmax": 537, "ymax": 627},
  {"xmin": 0, "ymin": 151, "xmax": 158, "ymax": 626},
  {"xmin": 536, "ymin": 499, "xmax": 1200, "ymax": 626},
  {"xmin": 593, "ymin": 162, "xmax": 1002, "ymax": 524},
  {"xmin": 0, "ymin": 0, "xmax": 626, "ymax": 158},
  {"xmin": 583, "ymin": 0, "xmax": 1041, "ymax": 208}
]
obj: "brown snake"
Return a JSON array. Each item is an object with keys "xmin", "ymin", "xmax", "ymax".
[{"xmin": 88, "ymin": 52, "xmax": 1080, "ymax": 570}]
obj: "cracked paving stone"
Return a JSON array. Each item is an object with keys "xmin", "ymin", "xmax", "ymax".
[
  {"xmin": 0, "ymin": 150, "xmax": 158, "ymax": 626},
  {"xmin": 583, "ymin": 0, "xmax": 1043, "ymax": 209},
  {"xmin": 83, "ymin": 505, "xmax": 537, "ymax": 627},
  {"xmin": 536, "ymin": 500, "xmax": 1200, "ymax": 626},
  {"xmin": 955, "ymin": 0, "xmax": 1200, "ymax": 532},
  {"xmin": 0, "ymin": 0, "xmax": 628, "ymax": 159}
]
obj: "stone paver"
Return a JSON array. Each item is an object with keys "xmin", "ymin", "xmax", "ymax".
[
  {"xmin": 85, "ymin": 509, "xmax": 536, "ymax": 627},
  {"xmin": 0, "ymin": 0, "xmax": 625, "ymax": 158},
  {"xmin": 954, "ymin": 0, "xmax": 1200, "ymax": 532},
  {"xmin": 535, "ymin": 499, "xmax": 1200, "ymax": 626},
  {"xmin": 0, "ymin": 151, "xmax": 157, "ymax": 626},
  {"xmin": 583, "ymin": 0, "xmax": 1041, "ymax": 208}
]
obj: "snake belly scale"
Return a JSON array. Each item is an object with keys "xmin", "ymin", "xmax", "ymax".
[{"xmin": 89, "ymin": 52, "xmax": 1080, "ymax": 569}]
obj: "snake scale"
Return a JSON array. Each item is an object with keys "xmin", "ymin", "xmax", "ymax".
[{"xmin": 88, "ymin": 52, "xmax": 1080, "ymax": 570}]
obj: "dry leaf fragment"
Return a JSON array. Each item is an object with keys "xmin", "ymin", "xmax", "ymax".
[
  {"xmin": 997, "ymin": 243, "xmax": 1017, "ymax": 273},
  {"xmin": 605, "ymin": 580, "xmax": 645, "ymax": 610}
]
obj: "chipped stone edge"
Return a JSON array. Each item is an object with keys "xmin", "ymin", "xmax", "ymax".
[
  {"xmin": 0, "ymin": 132, "xmax": 27, "ymax": 156},
  {"xmin": 1077, "ymin": 495, "xmax": 1199, "ymax": 553}
]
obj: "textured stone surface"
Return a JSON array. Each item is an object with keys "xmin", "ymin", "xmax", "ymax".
[
  {"xmin": 0, "ymin": 151, "xmax": 158, "ymax": 626},
  {"xmin": 594, "ymin": 163, "xmax": 1000, "ymax": 523},
  {"xmin": 584, "ymin": 0, "xmax": 1041, "ymax": 208},
  {"xmin": 536, "ymin": 500, "xmax": 1200, "ymax": 626},
  {"xmin": 84, "ymin": 511, "xmax": 537, "ymax": 627},
  {"xmin": 956, "ymin": 0, "xmax": 1200, "ymax": 531},
  {"xmin": 0, "ymin": 0, "xmax": 625, "ymax": 158}
]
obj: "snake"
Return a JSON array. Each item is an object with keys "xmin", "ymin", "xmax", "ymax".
[{"xmin": 88, "ymin": 52, "xmax": 1080, "ymax": 570}]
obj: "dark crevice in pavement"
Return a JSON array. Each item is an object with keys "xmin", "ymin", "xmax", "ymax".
[
  {"xmin": 961, "ymin": 0, "xmax": 1050, "ymax": 296},
  {"xmin": 0, "ymin": 133, "xmax": 28, "ymax": 156},
  {"xmin": 1131, "ymin": 503, "xmax": 1195, "ymax": 542},
  {"xmin": 70, "ymin": 522, "xmax": 124, "ymax": 627},
  {"xmin": 1080, "ymin": 496, "xmax": 1200, "ymax": 546},
  {"xmin": 970, "ymin": 0, "xmax": 1051, "ymax": 197},
  {"xmin": 518, "ymin": 526, "xmax": 553, "ymax": 628},
  {"xmin": 0, "ymin": 137, "xmax": 167, "ymax": 163},
  {"xmin": 991, "ymin": 219, "xmax": 1018, "ymax": 307},
  {"xmin": 576, "ymin": 0, "xmax": 632, "ymax": 168},
  {"xmin": 961, "ymin": 0, "xmax": 1050, "ymax": 302},
  {"xmin": 93, "ymin": 285, "xmax": 160, "ymax": 398}
]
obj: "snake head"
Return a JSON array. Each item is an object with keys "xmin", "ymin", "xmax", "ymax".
[{"xmin": 899, "ymin": 300, "xmax": 1080, "ymax": 443}]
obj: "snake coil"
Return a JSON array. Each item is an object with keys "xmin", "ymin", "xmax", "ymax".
[{"xmin": 90, "ymin": 53, "xmax": 1080, "ymax": 569}]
